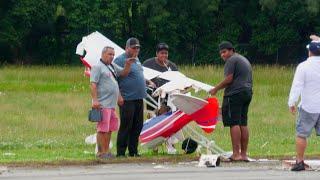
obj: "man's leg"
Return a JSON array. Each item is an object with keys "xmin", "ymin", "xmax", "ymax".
[
  {"xmin": 105, "ymin": 132, "xmax": 112, "ymax": 152},
  {"xmin": 97, "ymin": 108, "xmax": 113, "ymax": 157},
  {"xmin": 240, "ymin": 126, "xmax": 249, "ymax": 160},
  {"xmin": 240, "ymin": 90, "xmax": 252, "ymax": 160},
  {"xmin": 230, "ymin": 125, "xmax": 242, "ymax": 160},
  {"xmin": 97, "ymin": 132, "xmax": 107, "ymax": 156},
  {"xmin": 222, "ymin": 95, "xmax": 241, "ymax": 160},
  {"xmin": 291, "ymin": 136, "xmax": 307, "ymax": 171},
  {"xmin": 294, "ymin": 108, "xmax": 317, "ymax": 163},
  {"xmin": 291, "ymin": 108, "xmax": 316, "ymax": 171},
  {"xmin": 128, "ymin": 100, "xmax": 144, "ymax": 156},
  {"xmin": 117, "ymin": 101, "xmax": 134, "ymax": 156},
  {"xmin": 227, "ymin": 93, "xmax": 243, "ymax": 160},
  {"xmin": 296, "ymin": 136, "xmax": 307, "ymax": 163},
  {"xmin": 290, "ymin": 136, "xmax": 307, "ymax": 171}
]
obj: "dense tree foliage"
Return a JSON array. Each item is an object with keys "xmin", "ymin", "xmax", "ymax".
[{"xmin": 0, "ymin": 0, "xmax": 320, "ymax": 65}]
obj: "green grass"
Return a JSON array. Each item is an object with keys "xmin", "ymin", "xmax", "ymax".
[{"xmin": 0, "ymin": 65, "xmax": 319, "ymax": 164}]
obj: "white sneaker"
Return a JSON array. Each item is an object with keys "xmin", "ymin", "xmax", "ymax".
[{"xmin": 166, "ymin": 142, "xmax": 177, "ymax": 154}]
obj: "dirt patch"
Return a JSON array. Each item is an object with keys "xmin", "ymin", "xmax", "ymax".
[{"xmin": 0, "ymin": 154, "xmax": 199, "ymax": 168}]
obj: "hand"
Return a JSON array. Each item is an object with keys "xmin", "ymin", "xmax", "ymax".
[
  {"xmin": 92, "ymin": 99, "xmax": 100, "ymax": 109},
  {"xmin": 209, "ymin": 88, "xmax": 218, "ymax": 96},
  {"xmin": 118, "ymin": 95, "xmax": 124, "ymax": 106},
  {"xmin": 289, "ymin": 106, "xmax": 296, "ymax": 115},
  {"xmin": 125, "ymin": 58, "xmax": 136, "ymax": 65},
  {"xmin": 148, "ymin": 80, "xmax": 156, "ymax": 88}
]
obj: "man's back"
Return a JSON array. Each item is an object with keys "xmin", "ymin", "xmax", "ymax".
[
  {"xmin": 302, "ymin": 57, "xmax": 320, "ymax": 84},
  {"xmin": 293, "ymin": 56, "xmax": 320, "ymax": 113}
]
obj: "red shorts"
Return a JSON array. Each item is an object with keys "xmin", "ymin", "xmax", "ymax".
[{"xmin": 96, "ymin": 108, "xmax": 119, "ymax": 133}]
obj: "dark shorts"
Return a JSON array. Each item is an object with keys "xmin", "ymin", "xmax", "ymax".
[{"xmin": 222, "ymin": 90, "xmax": 252, "ymax": 127}]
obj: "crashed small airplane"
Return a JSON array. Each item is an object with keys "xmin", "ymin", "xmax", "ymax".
[{"xmin": 76, "ymin": 32, "xmax": 224, "ymax": 165}]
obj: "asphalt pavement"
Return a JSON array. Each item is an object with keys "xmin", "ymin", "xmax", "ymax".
[{"xmin": 1, "ymin": 161, "xmax": 319, "ymax": 180}]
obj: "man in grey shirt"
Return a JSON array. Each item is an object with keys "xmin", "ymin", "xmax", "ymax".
[
  {"xmin": 210, "ymin": 41, "xmax": 253, "ymax": 162},
  {"xmin": 90, "ymin": 46, "xmax": 134, "ymax": 159}
]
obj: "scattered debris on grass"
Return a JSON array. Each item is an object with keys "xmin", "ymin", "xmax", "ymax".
[
  {"xmin": 0, "ymin": 166, "xmax": 8, "ymax": 174},
  {"xmin": 3, "ymin": 153, "xmax": 15, "ymax": 156}
]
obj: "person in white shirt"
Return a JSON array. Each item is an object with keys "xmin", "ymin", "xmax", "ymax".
[{"xmin": 288, "ymin": 41, "xmax": 320, "ymax": 171}]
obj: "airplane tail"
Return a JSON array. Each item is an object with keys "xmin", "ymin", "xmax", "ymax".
[
  {"xmin": 79, "ymin": 56, "xmax": 91, "ymax": 77},
  {"xmin": 190, "ymin": 97, "xmax": 219, "ymax": 133}
]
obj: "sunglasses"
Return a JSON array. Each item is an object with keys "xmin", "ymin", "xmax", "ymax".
[{"xmin": 130, "ymin": 46, "xmax": 140, "ymax": 50}]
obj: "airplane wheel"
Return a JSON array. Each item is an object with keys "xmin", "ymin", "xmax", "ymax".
[{"xmin": 216, "ymin": 156, "xmax": 221, "ymax": 167}]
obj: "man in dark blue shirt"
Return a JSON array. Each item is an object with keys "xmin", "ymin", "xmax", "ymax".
[{"xmin": 114, "ymin": 37, "xmax": 149, "ymax": 157}]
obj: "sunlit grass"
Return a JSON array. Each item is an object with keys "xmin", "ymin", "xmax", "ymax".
[{"xmin": 0, "ymin": 65, "xmax": 318, "ymax": 163}]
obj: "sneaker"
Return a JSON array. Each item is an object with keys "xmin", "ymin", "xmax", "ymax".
[
  {"xmin": 291, "ymin": 161, "xmax": 305, "ymax": 171},
  {"xmin": 98, "ymin": 153, "xmax": 115, "ymax": 159},
  {"xmin": 166, "ymin": 142, "xmax": 177, "ymax": 155}
]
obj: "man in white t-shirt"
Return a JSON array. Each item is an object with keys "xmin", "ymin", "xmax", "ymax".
[{"xmin": 288, "ymin": 41, "xmax": 320, "ymax": 171}]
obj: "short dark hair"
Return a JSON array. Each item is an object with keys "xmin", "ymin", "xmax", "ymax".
[
  {"xmin": 219, "ymin": 41, "xmax": 234, "ymax": 51},
  {"xmin": 156, "ymin": 43, "xmax": 169, "ymax": 52}
]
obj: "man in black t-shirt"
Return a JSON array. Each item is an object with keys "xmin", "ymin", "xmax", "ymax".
[
  {"xmin": 143, "ymin": 43, "xmax": 182, "ymax": 154},
  {"xmin": 143, "ymin": 43, "xmax": 179, "ymax": 114},
  {"xmin": 210, "ymin": 41, "xmax": 253, "ymax": 162},
  {"xmin": 143, "ymin": 42, "xmax": 178, "ymax": 88}
]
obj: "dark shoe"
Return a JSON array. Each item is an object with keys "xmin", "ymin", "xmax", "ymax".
[
  {"xmin": 291, "ymin": 161, "xmax": 305, "ymax": 171},
  {"xmin": 116, "ymin": 154, "xmax": 127, "ymax": 158},
  {"xmin": 129, "ymin": 153, "xmax": 141, "ymax": 157}
]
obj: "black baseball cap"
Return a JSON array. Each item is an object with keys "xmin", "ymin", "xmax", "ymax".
[
  {"xmin": 156, "ymin": 43, "xmax": 169, "ymax": 52},
  {"xmin": 219, "ymin": 41, "xmax": 234, "ymax": 51},
  {"xmin": 126, "ymin": 37, "xmax": 140, "ymax": 48}
]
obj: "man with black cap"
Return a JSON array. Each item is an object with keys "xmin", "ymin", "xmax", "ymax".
[
  {"xmin": 288, "ymin": 41, "xmax": 320, "ymax": 171},
  {"xmin": 143, "ymin": 43, "xmax": 178, "ymax": 76},
  {"xmin": 210, "ymin": 41, "xmax": 253, "ymax": 162},
  {"xmin": 143, "ymin": 42, "xmax": 178, "ymax": 113},
  {"xmin": 114, "ymin": 37, "xmax": 154, "ymax": 157},
  {"xmin": 143, "ymin": 42, "xmax": 181, "ymax": 154}
]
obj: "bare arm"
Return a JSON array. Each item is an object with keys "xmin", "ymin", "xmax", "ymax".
[
  {"xmin": 209, "ymin": 74, "xmax": 233, "ymax": 96},
  {"xmin": 117, "ymin": 93, "xmax": 124, "ymax": 106},
  {"xmin": 119, "ymin": 58, "xmax": 135, "ymax": 77},
  {"xmin": 146, "ymin": 79, "xmax": 156, "ymax": 88},
  {"xmin": 90, "ymin": 82, "xmax": 100, "ymax": 108}
]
